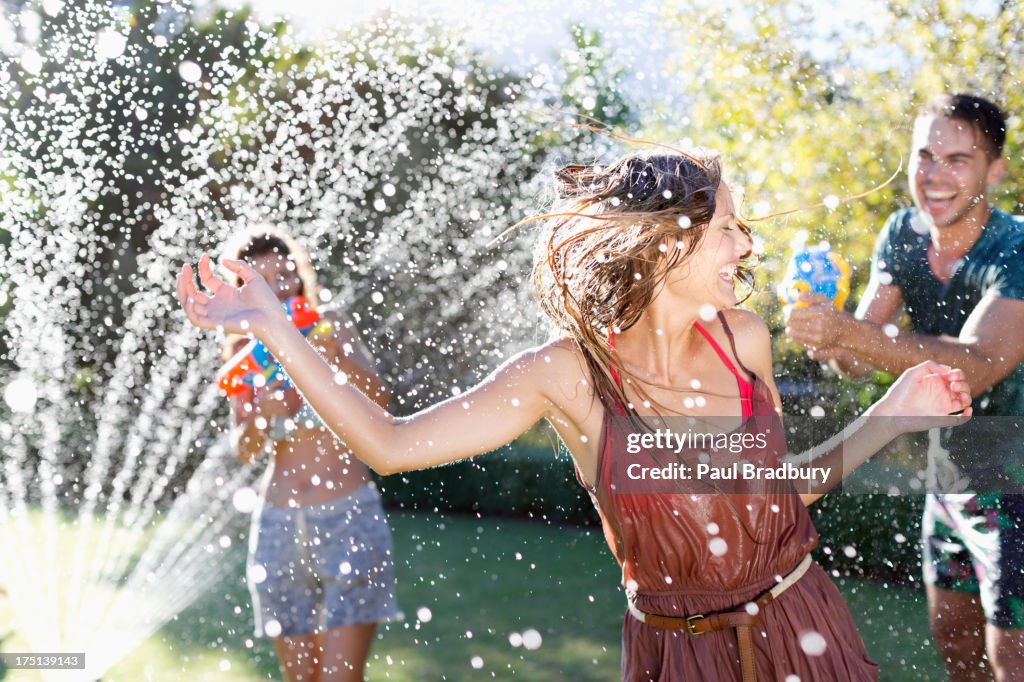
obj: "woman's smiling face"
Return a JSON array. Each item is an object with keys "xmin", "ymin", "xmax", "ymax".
[{"xmin": 664, "ymin": 183, "xmax": 751, "ymax": 310}]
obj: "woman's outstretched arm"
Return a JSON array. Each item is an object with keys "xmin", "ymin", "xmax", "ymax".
[
  {"xmin": 727, "ymin": 309, "xmax": 972, "ymax": 506},
  {"xmin": 178, "ymin": 254, "xmax": 558, "ymax": 475}
]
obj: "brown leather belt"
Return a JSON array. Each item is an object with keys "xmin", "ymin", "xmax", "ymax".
[{"xmin": 626, "ymin": 554, "xmax": 813, "ymax": 682}]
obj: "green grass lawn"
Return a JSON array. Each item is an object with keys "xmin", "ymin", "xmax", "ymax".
[{"xmin": 2, "ymin": 511, "xmax": 946, "ymax": 681}]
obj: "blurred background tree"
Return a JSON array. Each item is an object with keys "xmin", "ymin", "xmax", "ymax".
[{"xmin": 649, "ymin": 0, "xmax": 1022, "ymax": 412}]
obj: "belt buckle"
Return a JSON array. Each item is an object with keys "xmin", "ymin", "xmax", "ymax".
[{"xmin": 685, "ymin": 614, "xmax": 705, "ymax": 635}]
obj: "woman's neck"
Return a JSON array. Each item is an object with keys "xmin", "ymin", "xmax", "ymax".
[{"xmin": 615, "ymin": 297, "xmax": 710, "ymax": 385}]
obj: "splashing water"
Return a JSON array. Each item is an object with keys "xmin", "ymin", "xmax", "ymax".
[{"xmin": 0, "ymin": 2, "xmax": 613, "ymax": 677}]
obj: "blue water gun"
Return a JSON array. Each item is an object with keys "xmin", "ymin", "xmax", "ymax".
[{"xmin": 778, "ymin": 239, "xmax": 851, "ymax": 309}]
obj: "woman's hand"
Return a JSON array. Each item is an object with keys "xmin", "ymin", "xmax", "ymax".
[
  {"xmin": 868, "ymin": 361, "xmax": 973, "ymax": 433},
  {"xmin": 177, "ymin": 253, "xmax": 284, "ymax": 336}
]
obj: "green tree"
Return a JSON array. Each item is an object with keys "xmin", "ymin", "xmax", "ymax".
[{"xmin": 650, "ymin": 0, "xmax": 1023, "ymax": 402}]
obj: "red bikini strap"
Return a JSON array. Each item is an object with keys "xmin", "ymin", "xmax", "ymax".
[
  {"xmin": 607, "ymin": 329, "xmax": 627, "ymax": 415},
  {"xmin": 693, "ymin": 321, "xmax": 743, "ymax": 380}
]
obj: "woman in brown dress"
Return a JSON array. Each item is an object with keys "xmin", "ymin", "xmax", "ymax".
[{"xmin": 178, "ymin": 151, "xmax": 972, "ymax": 681}]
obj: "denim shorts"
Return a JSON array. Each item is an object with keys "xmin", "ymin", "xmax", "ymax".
[{"xmin": 247, "ymin": 483, "xmax": 401, "ymax": 638}]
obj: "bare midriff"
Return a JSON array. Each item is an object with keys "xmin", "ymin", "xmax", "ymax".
[{"xmin": 261, "ymin": 426, "xmax": 372, "ymax": 508}]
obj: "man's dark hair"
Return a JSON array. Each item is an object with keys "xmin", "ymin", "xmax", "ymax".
[{"xmin": 921, "ymin": 93, "xmax": 1007, "ymax": 159}]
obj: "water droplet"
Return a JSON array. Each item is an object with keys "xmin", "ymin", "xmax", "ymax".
[
  {"xmin": 522, "ymin": 628, "xmax": 543, "ymax": 650},
  {"xmin": 799, "ymin": 630, "xmax": 827, "ymax": 656},
  {"xmin": 20, "ymin": 50, "xmax": 43, "ymax": 75},
  {"xmin": 94, "ymin": 29, "xmax": 127, "ymax": 60},
  {"xmin": 232, "ymin": 487, "xmax": 259, "ymax": 514},
  {"xmin": 249, "ymin": 564, "xmax": 268, "ymax": 585},
  {"xmin": 4, "ymin": 377, "xmax": 38, "ymax": 414},
  {"xmin": 178, "ymin": 60, "xmax": 202, "ymax": 83}
]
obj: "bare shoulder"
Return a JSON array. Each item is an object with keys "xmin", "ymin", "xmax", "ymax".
[
  {"xmin": 317, "ymin": 308, "xmax": 353, "ymax": 337},
  {"xmin": 512, "ymin": 338, "xmax": 588, "ymax": 382},
  {"xmin": 510, "ymin": 338, "xmax": 595, "ymax": 408},
  {"xmin": 513, "ymin": 338, "xmax": 604, "ymax": 441},
  {"xmin": 313, "ymin": 308, "xmax": 377, "ymax": 364},
  {"xmin": 721, "ymin": 307, "xmax": 770, "ymax": 340},
  {"xmin": 720, "ymin": 308, "xmax": 773, "ymax": 375}
]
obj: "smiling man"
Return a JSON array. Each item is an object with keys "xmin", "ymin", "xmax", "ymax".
[{"xmin": 785, "ymin": 93, "xmax": 1024, "ymax": 681}]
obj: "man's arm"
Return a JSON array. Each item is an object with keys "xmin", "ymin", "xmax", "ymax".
[
  {"xmin": 793, "ymin": 291, "xmax": 1024, "ymax": 396},
  {"xmin": 828, "ymin": 278, "xmax": 906, "ymax": 377},
  {"xmin": 785, "ymin": 275, "xmax": 904, "ymax": 378}
]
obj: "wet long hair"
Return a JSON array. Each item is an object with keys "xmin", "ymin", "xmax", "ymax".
[{"xmin": 531, "ymin": 151, "xmax": 756, "ymax": 416}]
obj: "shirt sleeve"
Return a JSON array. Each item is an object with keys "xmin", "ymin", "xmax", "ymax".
[
  {"xmin": 870, "ymin": 210, "xmax": 903, "ymax": 282},
  {"xmin": 990, "ymin": 240, "xmax": 1024, "ymax": 301}
]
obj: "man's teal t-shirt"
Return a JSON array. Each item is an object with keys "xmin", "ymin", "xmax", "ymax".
[{"xmin": 871, "ymin": 206, "xmax": 1024, "ymax": 416}]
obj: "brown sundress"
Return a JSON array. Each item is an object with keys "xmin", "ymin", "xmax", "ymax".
[{"xmin": 579, "ymin": 318, "xmax": 880, "ymax": 681}]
